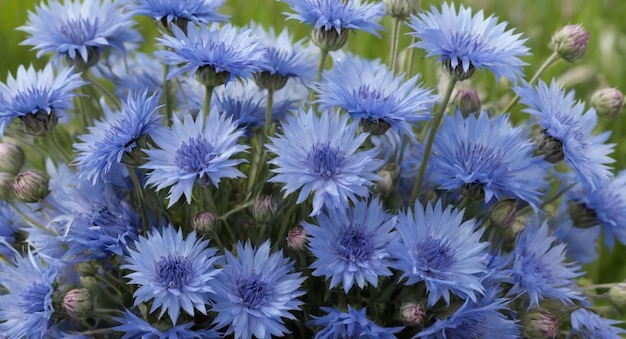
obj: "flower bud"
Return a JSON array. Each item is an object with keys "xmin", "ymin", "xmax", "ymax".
[
  {"xmin": 374, "ymin": 163, "xmax": 399, "ymax": 197},
  {"xmin": 591, "ymin": 87, "xmax": 624, "ymax": 119},
  {"xmin": 0, "ymin": 172, "xmax": 13, "ymax": 201},
  {"xmin": 79, "ymin": 276, "xmax": 99, "ymax": 291},
  {"xmin": 192, "ymin": 211, "xmax": 216, "ymax": 233},
  {"xmin": 20, "ymin": 109, "xmax": 59, "ymax": 136},
  {"xmin": 195, "ymin": 65, "xmax": 230, "ymax": 88},
  {"xmin": 254, "ymin": 71, "xmax": 288, "ymax": 91},
  {"xmin": 311, "ymin": 28, "xmax": 349, "ymax": 51},
  {"xmin": 384, "ymin": 0, "xmax": 420, "ymax": 18},
  {"xmin": 251, "ymin": 195, "xmax": 277, "ymax": 223},
  {"xmin": 456, "ymin": 89, "xmax": 481, "ymax": 117},
  {"xmin": 489, "ymin": 199, "xmax": 518, "ymax": 227},
  {"xmin": 400, "ymin": 300, "xmax": 426, "ymax": 326},
  {"xmin": 609, "ymin": 282, "xmax": 626, "ymax": 308},
  {"xmin": 287, "ymin": 226, "xmax": 307, "ymax": 251},
  {"xmin": 13, "ymin": 170, "xmax": 49, "ymax": 203},
  {"xmin": 0, "ymin": 143, "xmax": 25, "ymax": 175},
  {"xmin": 549, "ymin": 24, "xmax": 590, "ymax": 62},
  {"xmin": 520, "ymin": 308, "xmax": 559, "ymax": 339},
  {"xmin": 63, "ymin": 288, "xmax": 94, "ymax": 318}
]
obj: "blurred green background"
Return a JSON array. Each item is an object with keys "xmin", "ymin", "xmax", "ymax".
[{"xmin": 2, "ymin": 0, "xmax": 626, "ymax": 300}]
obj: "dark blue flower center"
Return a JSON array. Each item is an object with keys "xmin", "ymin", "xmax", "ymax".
[
  {"xmin": 415, "ymin": 236, "xmax": 456, "ymax": 273},
  {"xmin": 175, "ymin": 137, "xmax": 217, "ymax": 181},
  {"xmin": 156, "ymin": 255, "xmax": 192, "ymax": 294},
  {"xmin": 307, "ymin": 142, "xmax": 345, "ymax": 179},
  {"xmin": 237, "ymin": 273, "xmax": 272, "ymax": 309},
  {"xmin": 19, "ymin": 281, "xmax": 49, "ymax": 314},
  {"xmin": 337, "ymin": 226, "xmax": 374, "ymax": 263}
]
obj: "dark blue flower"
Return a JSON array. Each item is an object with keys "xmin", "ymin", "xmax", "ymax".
[
  {"xmin": 266, "ymin": 109, "xmax": 383, "ymax": 216},
  {"xmin": 308, "ymin": 306, "xmax": 402, "ymax": 338},
  {"xmin": 408, "ymin": 3, "xmax": 529, "ymax": 81},
  {"xmin": 390, "ymin": 200, "xmax": 489, "ymax": 306},
  {"xmin": 122, "ymin": 226, "xmax": 222, "ymax": 325},
  {"xmin": 304, "ymin": 198, "xmax": 396, "ymax": 293},
  {"xmin": 211, "ymin": 241, "xmax": 306, "ymax": 339},
  {"xmin": 569, "ymin": 308, "xmax": 626, "ymax": 338},
  {"xmin": 131, "ymin": 0, "xmax": 227, "ymax": 25},
  {"xmin": 113, "ymin": 309, "xmax": 221, "ymax": 339}
]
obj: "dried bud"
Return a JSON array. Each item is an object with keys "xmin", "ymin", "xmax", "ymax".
[
  {"xmin": 384, "ymin": 0, "xmax": 420, "ymax": 18},
  {"xmin": 195, "ymin": 65, "xmax": 230, "ymax": 88},
  {"xmin": 0, "ymin": 143, "xmax": 25, "ymax": 175},
  {"xmin": 456, "ymin": 89, "xmax": 481, "ymax": 117},
  {"xmin": 591, "ymin": 88, "xmax": 624, "ymax": 119},
  {"xmin": 254, "ymin": 71, "xmax": 288, "ymax": 91},
  {"xmin": 489, "ymin": 199, "xmax": 518, "ymax": 227},
  {"xmin": 192, "ymin": 211, "xmax": 216, "ymax": 233},
  {"xmin": 20, "ymin": 109, "xmax": 59, "ymax": 136},
  {"xmin": 13, "ymin": 170, "xmax": 49, "ymax": 203},
  {"xmin": 287, "ymin": 226, "xmax": 307, "ymax": 251},
  {"xmin": 549, "ymin": 24, "xmax": 590, "ymax": 62},
  {"xmin": 311, "ymin": 28, "xmax": 349, "ymax": 51},
  {"xmin": 520, "ymin": 308, "xmax": 559, "ymax": 339},
  {"xmin": 0, "ymin": 172, "xmax": 13, "ymax": 201},
  {"xmin": 443, "ymin": 58, "xmax": 475, "ymax": 81},
  {"xmin": 400, "ymin": 300, "xmax": 426, "ymax": 326},
  {"xmin": 251, "ymin": 195, "xmax": 277, "ymax": 223},
  {"xmin": 63, "ymin": 288, "xmax": 94, "ymax": 318},
  {"xmin": 609, "ymin": 282, "xmax": 626, "ymax": 308}
]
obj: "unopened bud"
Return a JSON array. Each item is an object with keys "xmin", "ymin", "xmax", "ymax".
[
  {"xmin": 609, "ymin": 282, "xmax": 626, "ymax": 308},
  {"xmin": 20, "ymin": 109, "xmax": 59, "ymax": 136},
  {"xmin": 489, "ymin": 199, "xmax": 518, "ymax": 227},
  {"xmin": 0, "ymin": 143, "xmax": 25, "ymax": 175},
  {"xmin": 443, "ymin": 58, "xmax": 474, "ymax": 81},
  {"xmin": 384, "ymin": 0, "xmax": 420, "ymax": 18},
  {"xmin": 287, "ymin": 226, "xmax": 307, "ymax": 251},
  {"xmin": 79, "ymin": 276, "xmax": 99, "ymax": 291},
  {"xmin": 192, "ymin": 211, "xmax": 216, "ymax": 233},
  {"xmin": 374, "ymin": 163, "xmax": 399, "ymax": 197},
  {"xmin": 251, "ymin": 195, "xmax": 277, "ymax": 223},
  {"xmin": 0, "ymin": 172, "xmax": 13, "ymax": 200},
  {"xmin": 591, "ymin": 88, "xmax": 624, "ymax": 119},
  {"xmin": 195, "ymin": 65, "xmax": 229, "ymax": 88},
  {"xmin": 400, "ymin": 300, "xmax": 426, "ymax": 326},
  {"xmin": 456, "ymin": 89, "xmax": 481, "ymax": 117},
  {"xmin": 549, "ymin": 24, "xmax": 590, "ymax": 62},
  {"xmin": 520, "ymin": 308, "xmax": 559, "ymax": 339},
  {"xmin": 311, "ymin": 28, "xmax": 349, "ymax": 51},
  {"xmin": 63, "ymin": 288, "xmax": 94, "ymax": 318},
  {"xmin": 13, "ymin": 170, "xmax": 49, "ymax": 203}
]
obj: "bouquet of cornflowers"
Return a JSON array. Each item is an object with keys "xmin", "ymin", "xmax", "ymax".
[{"xmin": 1, "ymin": 0, "xmax": 626, "ymax": 337}]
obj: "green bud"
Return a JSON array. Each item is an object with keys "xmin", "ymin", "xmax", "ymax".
[
  {"xmin": 79, "ymin": 276, "xmax": 99, "ymax": 291},
  {"xmin": 374, "ymin": 163, "xmax": 399, "ymax": 197},
  {"xmin": 609, "ymin": 282, "xmax": 626, "ymax": 308},
  {"xmin": 20, "ymin": 109, "xmax": 59, "ymax": 136},
  {"xmin": 520, "ymin": 308, "xmax": 559, "ymax": 339},
  {"xmin": 311, "ymin": 28, "xmax": 349, "ymax": 51},
  {"xmin": 591, "ymin": 87, "xmax": 624, "ymax": 119},
  {"xmin": 0, "ymin": 143, "xmax": 25, "ymax": 175},
  {"xmin": 0, "ymin": 172, "xmax": 13, "ymax": 201},
  {"xmin": 195, "ymin": 65, "xmax": 230, "ymax": 88},
  {"xmin": 384, "ymin": 0, "xmax": 420, "ymax": 19},
  {"xmin": 192, "ymin": 211, "xmax": 216, "ymax": 234},
  {"xmin": 13, "ymin": 170, "xmax": 49, "ymax": 203},
  {"xmin": 63, "ymin": 288, "xmax": 94, "ymax": 318},
  {"xmin": 549, "ymin": 24, "xmax": 590, "ymax": 62},
  {"xmin": 287, "ymin": 226, "xmax": 307, "ymax": 251},
  {"xmin": 254, "ymin": 71, "xmax": 289, "ymax": 91},
  {"xmin": 489, "ymin": 199, "xmax": 518, "ymax": 227},
  {"xmin": 456, "ymin": 88, "xmax": 481, "ymax": 117},
  {"xmin": 251, "ymin": 195, "xmax": 277, "ymax": 223},
  {"xmin": 400, "ymin": 300, "xmax": 426, "ymax": 326}
]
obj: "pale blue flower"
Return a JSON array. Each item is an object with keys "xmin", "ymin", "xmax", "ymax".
[
  {"xmin": 131, "ymin": 0, "xmax": 227, "ymax": 25},
  {"xmin": 308, "ymin": 306, "xmax": 402, "ymax": 338},
  {"xmin": 113, "ymin": 309, "xmax": 221, "ymax": 339},
  {"xmin": 569, "ymin": 308, "xmax": 626, "ymax": 339}
]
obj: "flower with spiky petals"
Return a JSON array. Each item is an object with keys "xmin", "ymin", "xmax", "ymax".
[
  {"xmin": 74, "ymin": 90, "xmax": 165, "ymax": 184},
  {"xmin": 97, "ymin": 51, "xmax": 164, "ymax": 97},
  {"xmin": 122, "ymin": 226, "xmax": 222, "ymax": 325},
  {"xmin": 131, "ymin": 0, "xmax": 227, "ymax": 27},
  {"xmin": 0, "ymin": 64, "xmax": 85, "ymax": 137},
  {"xmin": 0, "ymin": 251, "xmax": 59, "ymax": 339},
  {"xmin": 211, "ymin": 241, "xmax": 306, "ymax": 339},
  {"xmin": 156, "ymin": 23, "xmax": 267, "ymax": 85},
  {"xmin": 304, "ymin": 198, "xmax": 396, "ymax": 293},
  {"xmin": 142, "ymin": 111, "xmax": 248, "ymax": 207},
  {"xmin": 308, "ymin": 306, "xmax": 403, "ymax": 338},
  {"xmin": 18, "ymin": 0, "xmax": 139, "ymax": 69},
  {"xmin": 113, "ymin": 309, "xmax": 221, "ymax": 339},
  {"xmin": 569, "ymin": 308, "xmax": 626, "ymax": 338},
  {"xmin": 504, "ymin": 223, "xmax": 583, "ymax": 308},
  {"xmin": 514, "ymin": 79, "xmax": 615, "ymax": 191},
  {"xmin": 408, "ymin": 2, "xmax": 529, "ymax": 81},
  {"xmin": 267, "ymin": 109, "xmax": 383, "ymax": 216},
  {"xmin": 417, "ymin": 288, "xmax": 520, "ymax": 339},
  {"xmin": 552, "ymin": 216, "xmax": 600, "ymax": 264},
  {"xmin": 315, "ymin": 54, "xmax": 436, "ymax": 138},
  {"xmin": 430, "ymin": 110, "xmax": 549, "ymax": 208},
  {"xmin": 390, "ymin": 200, "xmax": 489, "ymax": 306}
]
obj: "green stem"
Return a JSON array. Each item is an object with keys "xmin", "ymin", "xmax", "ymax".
[
  {"xmin": 48, "ymin": 132, "xmax": 72, "ymax": 164},
  {"xmin": 202, "ymin": 186, "xmax": 217, "ymax": 214},
  {"xmin": 85, "ymin": 73, "xmax": 121, "ymax": 111},
  {"xmin": 389, "ymin": 17, "xmax": 403, "ymax": 73},
  {"xmin": 204, "ymin": 85, "xmax": 214, "ymax": 117},
  {"xmin": 264, "ymin": 88, "xmax": 274, "ymax": 138},
  {"xmin": 410, "ymin": 78, "xmax": 457, "ymax": 204},
  {"xmin": 217, "ymin": 200, "xmax": 255, "ymax": 220},
  {"xmin": 163, "ymin": 64, "xmax": 173, "ymax": 125},
  {"xmin": 127, "ymin": 167, "xmax": 148, "ymax": 231},
  {"xmin": 307, "ymin": 48, "xmax": 329, "ymax": 109},
  {"xmin": 501, "ymin": 51, "xmax": 561, "ymax": 114},
  {"xmin": 407, "ymin": 36, "xmax": 418, "ymax": 75},
  {"xmin": 9, "ymin": 202, "xmax": 51, "ymax": 234}
]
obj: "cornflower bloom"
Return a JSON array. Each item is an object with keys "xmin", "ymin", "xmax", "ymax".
[
  {"xmin": 408, "ymin": 2, "xmax": 529, "ymax": 81},
  {"xmin": 113, "ymin": 309, "xmax": 221, "ymax": 338},
  {"xmin": 211, "ymin": 241, "xmax": 306, "ymax": 339},
  {"xmin": 569, "ymin": 308, "xmax": 626, "ymax": 338},
  {"xmin": 304, "ymin": 198, "xmax": 396, "ymax": 293},
  {"xmin": 266, "ymin": 109, "xmax": 383, "ymax": 216},
  {"xmin": 130, "ymin": 0, "xmax": 227, "ymax": 28},
  {"xmin": 122, "ymin": 226, "xmax": 222, "ymax": 324},
  {"xmin": 0, "ymin": 64, "xmax": 85, "ymax": 137},
  {"xmin": 308, "ymin": 306, "xmax": 402, "ymax": 338}
]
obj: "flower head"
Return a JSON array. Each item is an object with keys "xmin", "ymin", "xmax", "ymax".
[
  {"xmin": 549, "ymin": 24, "xmax": 590, "ymax": 63},
  {"xmin": 142, "ymin": 111, "xmax": 248, "ymax": 207},
  {"xmin": 390, "ymin": 200, "xmax": 489, "ymax": 306},
  {"xmin": 430, "ymin": 110, "xmax": 549, "ymax": 208},
  {"xmin": 304, "ymin": 198, "xmax": 396, "ymax": 293},
  {"xmin": 408, "ymin": 2, "xmax": 529, "ymax": 81},
  {"xmin": 515, "ymin": 79, "xmax": 615, "ymax": 191},
  {"xmin": 74, "ymin": 90, "xmax": 164, "ymax": 184},
  {"xmin": 569, "ymin": 308, "xmax": 626, "ymax": 338},
  {"xmin": 211, "ymin": 241, "xmax": 306, "ymax": 339},
  {"xmin": 0, "ymin": 64, "xmax": 85, "ymax": 137},
  {"xmin": 315, "ymin": 54, "xmax": 436, "ymax": 138},
  {"xmin": 267, "ymin": 109, "xmax": 383, "ymax": 216},
  {"xmin": 113, "ymin": 309, "xmax": 221, "ymax": 339},
  {"xmin": 308, "ymin": 306, "xmax": 402, "ymax": 339},
  {"xmin": 131, "ymin": 0, "xmax": 227, "ymax": 26},
  {"xmin": 122, "ymin": 226, "xmax": 222, "ymax": 324}
]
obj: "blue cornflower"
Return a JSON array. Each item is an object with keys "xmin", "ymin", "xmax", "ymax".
[
  {"xmin": 18, "ymin": 0, "xmax": 138, "ymax": 67},
  {"xmin": 0, "ymin": 251, "xmax": 59, "ymax": 339},
  {"xmin": 113, "ymin": 309, "xmax": 221, "ymax": 339},
  {"xmin": 74, "ymin": 90, "xmax": 164, "ymax": 184},
  {"xmin": 315, "ymin": 54, "xmax": 437, "ymax": 138},
  {"xmin": 156, "ymin": 23, "xmax": 267, "ymax": 84},
  {"xmin": 211, "ymin": 241, "xmax": 306, "ymax": 339},
  {"xmin": 430, "ymin": 110, "xmax": 549, "ymax": 208},
  {"xmin": 408, "ymin": 3, "xmax": 529, "ymax": 81},
  {"xmin": 282, "ymin": 0, "xmax": 385, "ymax": 37},
  {"xmin": 514, "ymin": 79, "xmax": 615, "ymax": 191},
  {"xmin": 131, "ymin": 0, "xmax": 227, "ymax": 25},
  {"xmin": 505, "ymin": 223, "xmax": 583, "ymax": 308},
  {"xmin": 142, "ymin": 111, "xmax": 248, "ymax": 207},
  {"xmin": 304, "ymin": 198, "xmax": 396, "ymax": 293},
  {"xmin": 266, "ymin": 109, "xmax": 383, "ymax": 216},
  {"xmin": 122, "ymin": 226, "xmax": 222, "ymax": 325},
  {"xmin": 0, "ymin": 64, "xmax": 85, "ymax": 137},
  {"xmin": 552, "ymin": 216, "xmax": 600, "ymax": 264},
  {"xmin": 308, "ymin": 306, "xmax": 403, "ymax": 338},
  {"xmin": 96, "ymin": 51, "xmax": 164, "ymax": 97},
  {"xmin": 569, "ymin": 308, "xmax": 626, "ymax": 338},
  {"xmin": 390, "ymin": 200, "xmax": 489, "ymax": 306}
]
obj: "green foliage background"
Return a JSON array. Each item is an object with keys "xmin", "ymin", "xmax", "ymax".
[{"xmin": 1, "ymin": 0, "xmax": 626, "ymax": 309}]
